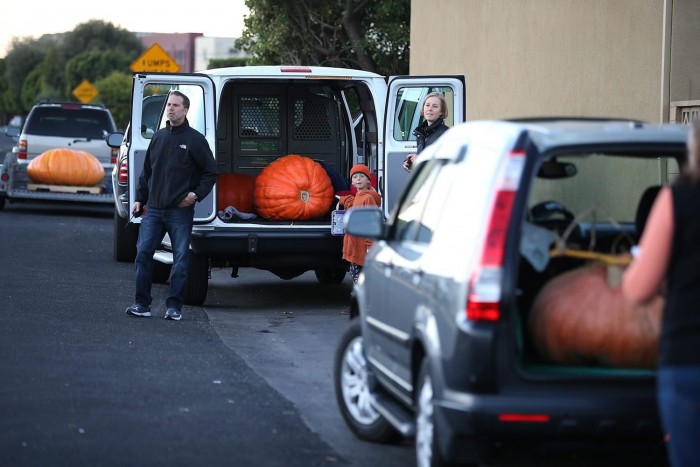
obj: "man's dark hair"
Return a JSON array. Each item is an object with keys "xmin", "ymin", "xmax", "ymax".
[{"xmin": 170, "ymin": 90, "xmax": 190, "ymax": 109}]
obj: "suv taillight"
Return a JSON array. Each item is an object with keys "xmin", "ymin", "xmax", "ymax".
[
  {"xmin": 111, "ymin": 147, "xmax": 118, "ymax": 165},
  {"xmin": 118, "ymin": 158, "xmax": 128, "ymax": 184},
  {"xmin": 466, "ymin": 150, "xmax": 525, "ymax": 322},
  {"xmin": 17, "ymin": 139, "xmax": 27, "ymax": 160}
]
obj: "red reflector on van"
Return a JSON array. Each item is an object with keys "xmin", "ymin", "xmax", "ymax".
[
  {"xmin": 498, "ymin": 414, "xmax": 550, "ymax": 423},
  {"xmin": 280, "ymin": 67, "xmax": 312, "ymax": 73}
]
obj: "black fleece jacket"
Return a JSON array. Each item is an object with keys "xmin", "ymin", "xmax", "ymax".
[
  {"xmin": 413, "ymin": 117, "xmax": 449, "ymax": 154},
  {"xmin": 136, "ymin": 118, "xmax": 218, "ymax": 209}
]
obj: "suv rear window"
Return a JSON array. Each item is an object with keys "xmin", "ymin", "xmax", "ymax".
[{"xmin": 25, "ymin": 107, "xmax": 115, "ymax": 139}]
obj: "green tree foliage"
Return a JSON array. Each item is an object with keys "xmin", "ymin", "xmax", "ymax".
[
  {"xmin": 208, "ymin": 57, "xmax": 249, "ymax": 69},
  {"xmin": 64, "ymin": 49, "xmax": 133, "ymax": 96},
  {"xmin": 237, "ymin": 0, "xmax": 410, "ymax": 76},
  {"xmin": 95, "ymin": 71, "xmax": 133, "ymax": 130},
  {"xmin": 1, "ymin": 20, "xmax": 143, "ymax": 117}
]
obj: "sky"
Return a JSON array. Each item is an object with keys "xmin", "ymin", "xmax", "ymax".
[{"xmin": 1, "ymin": 0, "xmax": 249, "ymax": 58}]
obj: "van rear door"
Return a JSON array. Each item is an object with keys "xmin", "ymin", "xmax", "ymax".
[
  {"xmin": 383, "ymin": 76, "xmax": 465, "ymax": 215},
  {"xmin": 130, "ymin": 74, "xmax": 217, "ymax": 223}
]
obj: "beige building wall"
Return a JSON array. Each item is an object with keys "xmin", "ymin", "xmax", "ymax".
[{"xmin": 410, "ymin": 0, "xmax": 667, "ymax": 122}]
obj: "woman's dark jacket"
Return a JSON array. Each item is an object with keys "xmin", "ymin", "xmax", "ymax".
[{"xmin": 413, "ymin": 118, "xmax": 449, "ymax": 154}]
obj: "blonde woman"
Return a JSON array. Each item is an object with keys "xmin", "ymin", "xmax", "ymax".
[{"xmin": 403, "ymin": 92, "xmax": 450, "ymax": 171}]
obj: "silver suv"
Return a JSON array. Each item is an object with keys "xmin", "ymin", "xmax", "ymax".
[
  {"xmin": 18, "ymin": 101, "xmax": 118, "ymax": 176},
  {"xmin": 334, "ymin": 118, "xmax": 686, "ymax": 466}
]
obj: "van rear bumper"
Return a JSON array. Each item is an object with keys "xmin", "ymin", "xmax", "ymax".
[{"xmin": 189, "ymin": 227, "xmax": 343, "ymax": 266}]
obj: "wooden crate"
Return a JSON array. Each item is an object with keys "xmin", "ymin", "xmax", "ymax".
[{"xmin": 27, "ymin": 183, "xmax": 102, "ymax": 194}]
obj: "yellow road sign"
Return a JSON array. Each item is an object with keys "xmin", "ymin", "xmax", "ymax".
[
  {"xmin": 72, "ymin": 80, "xmax": 98, "ymax": 104},
  {"xmin": 130, "ymin": 44, "xmax": 181, "ymax": 73}
]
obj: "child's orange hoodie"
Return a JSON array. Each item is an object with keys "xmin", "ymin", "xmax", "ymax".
[{"xmin": 339, "ymin": 188, "xmax": 382, "ymax": 266}]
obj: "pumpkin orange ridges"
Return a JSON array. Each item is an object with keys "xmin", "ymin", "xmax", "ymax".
[
  {"xmin": 27, "ymin": 148, "xmax": 104, "ymax": 186},
  {"xmin": 528, "ymin": 265, "xmax": 663, "ymax": 369},
  {"xmin": 217, "ymin": 173, "xmax": 256, "ymax": 213},
  {"xmin": 254, "ymin": 154, "xmax": 334, "ymax": 221}
]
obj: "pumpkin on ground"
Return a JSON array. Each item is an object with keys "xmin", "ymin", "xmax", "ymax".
[
  {"xmin": 217, "ymin": 173, "xmax": 256, "ymax": 213},
  {"xmin": 254, "ymin": 155, "xmax": 334, "ymax": 221},
  {"xmin": 528, "ymin": 265, "xmax": 663, "ymax": 369},
  {"xmin": 27, "ymin": 148, "xmax": 104, "ymax": 186}
]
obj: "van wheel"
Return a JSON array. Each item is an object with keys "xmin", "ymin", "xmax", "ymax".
[
  {"xmin": 113, "ymin": 211, "xmax": 138, "ymax": 262},
  {"xmin": 183, "ymin": 251, "xmax": 208, "ymax": 306},
  {"xmin": 0, "ymin": 197, "xmax": 5, "ymax": 210},
  {"xmin": 416, "ymin": 360, "xmax": 481, "ymax": 467},
  {"xmin": 315, "ymin": 265, "xmax": 347, "ymax": 284},
  {"xmin": 152, "ymin": 260, "xmax": 171, "ymax": 284},
  {"xmin": 334, "ymin": 319, "xmax": 400, "ymax": 443}
]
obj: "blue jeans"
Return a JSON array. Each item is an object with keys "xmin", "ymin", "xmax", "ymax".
[
  {"xmin": 657, "ymin": 365, "xmax": 700, "ymax": 467},
  {"xmin": 134, "ymin": 205, "xmax": 194, "ymax": 311}
]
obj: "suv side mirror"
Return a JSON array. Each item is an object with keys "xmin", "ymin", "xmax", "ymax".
[
  {"xmin": 344, "ymin": 207, "xmax": 385, "ymax": 239},
  {"xmin": 5, "ymin": 126, "xmax": 20, "ymax": 140}
]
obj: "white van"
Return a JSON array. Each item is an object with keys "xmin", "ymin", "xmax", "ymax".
[{"xmin": 109, "ymin": 66, "xmax": 465, "ymax": 305}]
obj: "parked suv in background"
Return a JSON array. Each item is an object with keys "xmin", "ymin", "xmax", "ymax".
[
  {"xmin": 334, "ymin": 118, "xmax": 686, "ymax": 466},
  {"xmin": 0, "ymin": 102, "xmax": 118, "ymax": 208}
]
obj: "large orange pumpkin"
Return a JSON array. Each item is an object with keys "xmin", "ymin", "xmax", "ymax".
[
  {"xmin": 528, "ymin": 265, "xmax": 663, "ymax": 369},
  {"xmin": 27, "ymin": 148, "xmax": 104, "ymax": 186},
  {"xmin": 217, "ymin": 173, "xmax": 256, "ymax": 213},
  {"xmin": 254, "ymin": 155, "xmax": 334, "ymax": 220}
]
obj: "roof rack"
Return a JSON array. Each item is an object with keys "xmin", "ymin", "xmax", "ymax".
[{"xmin": 507, "ymin": 116, "xmax": 646, "ymax": 124}]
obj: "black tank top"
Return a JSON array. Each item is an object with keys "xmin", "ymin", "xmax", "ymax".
[{"xmin": 660, "ymin": 181, "xmax": 700, "ymax": 365}]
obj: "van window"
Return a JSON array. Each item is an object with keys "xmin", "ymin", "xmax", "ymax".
[
  {"xmin": 150, "ymin": 84, "xmax": 207, "ymax": 138},
  {"xmin": 393, "ymin": 86, "xmax": 455, "ymax": 142}
]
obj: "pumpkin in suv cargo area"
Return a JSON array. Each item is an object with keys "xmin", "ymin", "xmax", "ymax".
[{"xmin": 334, "ymin": 118, "xmax": 684, "ymax": 466}]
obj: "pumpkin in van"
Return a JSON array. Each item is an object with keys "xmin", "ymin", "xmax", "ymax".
[
  {"xmin": 528, "ymin": 265, "xmax": 663, "ymax": 369},
  {"xmin": 217, "ymin": 173, "xmax": 256, "ymax": 213},
  {"xmin": 27, "ymin": 148, "xmax": 104, "ymax": 186},
  {"xmin": 254, "ymin": 155, "xmax": 334, "ymax": 221}
]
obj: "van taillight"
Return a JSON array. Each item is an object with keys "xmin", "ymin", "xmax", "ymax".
[
  {"xmin": 465, "ymin": 151, "xmax": 525, "ymax": 322},
  {"xmin": 111, "ymin": 147, "xmax": 118, "ymax": 165},
  {"xmin": 118, "ymin": 158, "xmax": 128, "ymax": 184},
  {"xmin": 18, "ymin": 139, "xmax": 27, "ymax": 160}
]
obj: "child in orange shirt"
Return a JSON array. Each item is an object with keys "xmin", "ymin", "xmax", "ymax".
[{"xmin": 339, "ymin": 164, "xmax": 382, "ymax": 283}]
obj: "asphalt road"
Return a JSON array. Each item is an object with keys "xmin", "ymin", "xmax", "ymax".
[
  {"xmin": 0, "ymin": 201, "xmax": 383, "ymax": 466},
  {"xmin": 0, "ymin": 200, "xmax": 668, "ymax": 467}
]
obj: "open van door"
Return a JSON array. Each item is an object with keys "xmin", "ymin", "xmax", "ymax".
[
  {"xmin": 383, "ymin": 76, "xmax": 465, "ymax": 215},
  {"xmin": 129, "ymin": 73, "xmax": 217, "ymax": 223}
]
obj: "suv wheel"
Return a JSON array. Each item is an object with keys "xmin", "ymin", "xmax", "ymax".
[
  {"xmin": 183, "ymin": 251, "xmax": 208, "ymax": 306},
  {"xmin": 314, "ymin": 265, "xmax": 347, "ymax": 284},
  {"xmin": 113, "ymin": 211, "xmax": 139, "ymax": 262},
  {"xmin": 416, "ymin": 360, "xmax": 479, "ymax": 467},
  {"xmin": 334, "ymin": 319, "xmax": 399, "ymax": 443}
]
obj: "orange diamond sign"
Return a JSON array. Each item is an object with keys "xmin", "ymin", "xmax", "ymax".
[
  {"xmin": 130, "ymin": 43, "xmax": 181, "ymax": 73},
  {"xmin": 72, "ymin": 80, "xmax": 98, "ymax": 103}
]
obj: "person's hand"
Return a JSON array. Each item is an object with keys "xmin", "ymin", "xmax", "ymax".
[
  {"xmin": 403, "ymin": 154, "xmax": 416, "ymax": 172},
  {"xmin": 178, "ymin": 192, "xmax": 197, "ymax": 207},
  {"xmin": 131, "ymin": 202, "xmax": 143, "ymax": 218}
]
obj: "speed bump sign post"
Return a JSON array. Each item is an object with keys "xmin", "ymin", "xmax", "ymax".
[
  {"xmin": 72, "ymin": 80, "xmax": 98, "ymax": 104},
  {"xmin": 130, "ymin": 44, "xmax": 181, "ymax": 73}
]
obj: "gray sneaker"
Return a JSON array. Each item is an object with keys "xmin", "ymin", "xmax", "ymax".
[
  {"xmin": 164, "ymin": 308, "xmax": 182, "ymax": 321},
  {"xmin": 126, "ymin": 304, "xmax": 151, "ymax": 317}
]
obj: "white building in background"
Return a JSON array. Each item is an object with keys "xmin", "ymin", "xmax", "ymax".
[{"xmin": 194, "ymin": 36, "xmax": 248, "ymax": 71}]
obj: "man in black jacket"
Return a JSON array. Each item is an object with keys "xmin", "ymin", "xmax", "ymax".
[{"xmin": 126, "ymin": 90, "xmax": 218, "ymax": 321}]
